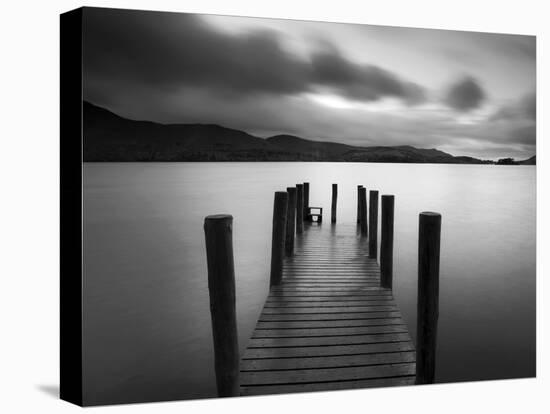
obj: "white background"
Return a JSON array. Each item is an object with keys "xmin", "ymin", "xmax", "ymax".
[{"xmin": 0, "ymin": 0, "xmax": 547, "ymax": 412}]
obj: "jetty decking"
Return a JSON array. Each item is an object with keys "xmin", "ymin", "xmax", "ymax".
[
  {"xmin": 239, "ymin": 223, "xmax": 416, "ymax": 396},
  {"xmin": 204, "ymin": 183, "xmax": 441, "ymax": 397}
]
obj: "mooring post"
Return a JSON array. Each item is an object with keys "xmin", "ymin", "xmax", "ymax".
[
  {"xmin": 296, "ymin": 184, "xmax": 304, "ymax": 234},
  {"xmin": 368, "ymin": 191, "xmax": 379, "ymax": 259},
  {"xmin": 416, "ymin": 212, "xmax": 441, "ymax": 385},
  {"xmin": 285, "ymin": 187, "xmax": 297, "ymax": 256},
  {"xmin": 303, "ymin": 182, "xmax": 310, "ymax": 221},
  {"xmin": 270, "ymin": 191, "xmax": 288, "ymax": 287},
  {"xmin": 380, "ymin": 195, "xmax": 395, "ymax": 289},
  {"xmin": 359, "ymin": 187, "xmax": 368, "ymax": 237},
  {"xmin": 331, "ymin": 184, "xmax": 338, "ymax": 223},
  {"xmin": 357, "ymin": 185, "xmax": 363, "ymax": 223},
  {"xmin": 204, "ymin": 214, "xmax": 240, "ymax": 397}
]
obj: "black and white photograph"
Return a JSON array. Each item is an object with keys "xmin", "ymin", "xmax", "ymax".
[{"xmin": 59, "ymin": 4, "xmax": 537, "ymax": 408}]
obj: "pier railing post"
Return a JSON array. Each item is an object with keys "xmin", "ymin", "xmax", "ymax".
[
  {"xmin": 359, "ymin": 187, "xmax": 368, "ymax": 236},
  {"xmin": 296, "ymin": 184, "xmax": 304, "ymax": 234},
  {"xmin": 380, "ymin": 195, "xmax": 394, "ymax": 289},
  {"xmin": 357, "ymin": 185, "xmax": 363, "ymax": 223},
  {"xmin": 368, "ymin": 190, "xmax": 379, "ymax": 259},
  {"xmin": 204, "ymin": 214, "xmax": 240, "ymax": 397},
  {"xmin": 303, "ymin": 182, "xmax": 310, "ymax": 221},
  {"xmin": 285, "ymin": 187, "xmax": 297, "ymax": 256},
  {"xmin": 270, "ymin": 191, "xmax": 288, "ymax": 287},
  {"xmin": 416, "ymin": 212, "xmax": 441, "ymax": 385},
  {"xmin": 331, "ymin": 184, "xmax": 338, "ymax": 223}
]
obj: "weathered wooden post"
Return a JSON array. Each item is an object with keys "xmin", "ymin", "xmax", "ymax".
[
  {"xmin": 204, "ymin": 214, "xmax": 239, "ymax": 397},
  {"xmin": 296, "ymin": 184, "xmax": 304, "ymax": 234},
  {"xmin": 369, "ymin": 190, "xmax": 379, "ymax": 259},
  {"xmin": 303, "ymin": 182, "xmax": 310, "ymax": 221},
  {"xmin": 380, "ymin": 195, "xmax": 394, "ymax": 289},
  {"xmin": 285, "ymin": 187, "xmax": 297, "ymax": 256},
  {"xmin": 270, "ymin": 191, "xmax": 288, "ymax": 287},
  {"xmin": 416, "ymin": 212, "xmax": 441, "ymax": 385},
  {"xmin": 357, "ymin": 185, "xmax": 363, "ymax": 223},
  {"xmin": 331, "ymin": 184, "xmax": 338, "ymax": 223},
  {"xmin": 359, "ymin": 187, "xmax": 368, "ymax": 237}
]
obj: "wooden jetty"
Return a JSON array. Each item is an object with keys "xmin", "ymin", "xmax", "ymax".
[
  {"xmin": 240, "ymin": 223, "xmax": 415, "ymax": 396},
  {"xmin": 204, "ymin": 183, "xmax": 441, "ymax": 398}
]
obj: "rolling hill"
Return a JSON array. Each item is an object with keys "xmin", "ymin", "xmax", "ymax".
[{"xmin": 82, "ymin": 101, "xmax": 528, "ymax": 164}]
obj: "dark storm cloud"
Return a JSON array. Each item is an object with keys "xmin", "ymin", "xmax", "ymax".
[
  {"xmin": 311, "ymin": 52, "xmax": 425, "ymax": 104},
  {"xmin": 444, "ymin": 76, "xmax": 486, "ymax": 111},
  {"xmin": 83, "ymin": 8, "xmax": 425, "ymax": 105},
  {"xmin": 522, "ymin": 91, "xmax": 536, "ymax": 120},
  {"xmin": 82, "ymin": 8, "xmax": 535, "ymax": 160},
  {"xmin": 511, "ymin": 124, "xmax": 536, "ymax": 146},
  {"xmin": 490, "ymin": 91, "xmax": 536, "ymax": 121},
  {"xmin": 83, "ymin": 8, "xmax": 307, "ymax": 96}
]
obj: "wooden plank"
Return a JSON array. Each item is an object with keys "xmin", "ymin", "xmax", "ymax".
[
  {"xmin": 283, "ymin": 272, "xmax": 380, "ymax": 275},
  {"xmin": 266, "ymin": 296, "xmax": 393, "ymax": 302},
  {"xmin": 270, "ymin": 287, "xmax": 388, "ymax": 292},
  {"xmin": 267, "ymin": 292, "xmax": 392, "ymax": 298},
  {"xmin": 261, "ymin": 306, "xmax": 398, "ymax": 314},
  {"xmin": 283, "ymin": 264, "xmax": 378, "ymax": 267},
  {"xmin": 284, "ymin": 269, "xmax": 378, "ymax": 272},
  {"xmin": 241, "ymin": 351, "xmax": 415, "ymax": 371},
  {"xmin": 283, "ymin": 276, "xmax": 380, "ymax": 279},
  {"xmin": 283, "ymin": 275, "xmax": 380, "ymax": 278},
  {"xmin": 259, "ymin": 311, "xmax": 404, "ymax": 321},
  {"xmin": 288, "ymin": 255, "xmax": 368, "ymax": 259},
  {"xmin": 265, "ymin": 300, "xmax": 394, "ymax": 305},
  {"xmin": 279, "ymin": 283, "xmax": 382, "ymax": 286},
  {"xmin": 240, "ymin": 223, "xmax": 415, "ymax": 396},
  {"xmin": 285, "ymin": 260, "xmax": 371, "ymax": 263},
  {"xmin": 242, "ymin": 341, "xmax": 415, "ymax": 359},
  {"xmin": 285, "ymin": 278, "xmax": 380, "ymax": 287},
  {"xmin": 280, "ymin": 281, "xmax": 381, "ymax": 284},
  {"xmin": 256, "ymin": 318, "xmax": 404, "ymax": 329},
  {"xmin": 281, "ymin": 281, "xmax": 380, "ymax": 284},
  {"xmin": 240, "ymin": 376, "xmax": 415, "ymax": 396},
  {"xmin": 268, "ymin": 292, "xmax": 392, "ymax": 297},
  {"xmin": 282, "ymin": 274, "xmax": 379, "ymax": 278},
  {"xmin": 263, "ymin": 300, "xmax": 396, "ymax": 308},
  {"xmin": 240, "ymin": 362, "xmax": 416, "ymax": 385},
  {"xmin": 283, "ymin": 276, "xmax": 380, "ymax": 280},
  {"xmin": 284, "ymin": 263, "xmax": 371, "ymax": 266},
  {"xmin": 267, "ymin": 294, "xmax": 392, "ymax": 300},
  {"xmin": 251, "ymin": 325, "xmax": 408, "ymax": 338},
  {"xmin": 248, "ymin": 332, "xmax": 411, "ymax": 348}
]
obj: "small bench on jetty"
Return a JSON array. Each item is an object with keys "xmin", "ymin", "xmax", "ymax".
[
  {"xmin": 305, "ymin": 206, "xmax": 323, "ymax": 223},
  {"xmin": 204, "ymin": 182, "xmax": 441, "ymax": 398}
]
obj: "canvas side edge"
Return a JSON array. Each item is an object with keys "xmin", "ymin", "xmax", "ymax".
[{"xmin": 60, "ymin": 7, "xmax": 84, "ymax": 407}]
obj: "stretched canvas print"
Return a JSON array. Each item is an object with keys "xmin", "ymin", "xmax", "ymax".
[{"xmin": 60, "ymin": 6, "xmax": 536, "ymax": 406}]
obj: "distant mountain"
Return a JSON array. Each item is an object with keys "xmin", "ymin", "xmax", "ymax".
[
  {"xmin": 266, "ymin": 135, "xmax": 356, "ymax": 160},
  {"xmin": 496, "ymin": 156, "xmax": 537, "ymax": 165},
  {"xmin": 82, "ymin": 101, "xmax": 506, "ymax": 164},
  {"xmin": 518, "ymin": 156, "xmax": 536, "ymax": 165},
  {"xmin": 83, "ymin": 101, "xmax": 272, "ymax": 161}
]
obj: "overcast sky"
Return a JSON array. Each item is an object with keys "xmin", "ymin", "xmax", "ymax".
[{"xmin": 83, "ymin": 8, "xmax": 536, "ymax": 160}]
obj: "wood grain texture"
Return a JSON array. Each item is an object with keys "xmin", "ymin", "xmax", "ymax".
[
  {"xmin": 204, "ymin": 215, "xmax": 239, "ymax": 397},
  {"xmin": 416, "ymin": 212, "xmax": 441, "ymax": 384},
  {"xmin": 331, "ymin": 183, "xmax": 338, "ymax": 223},
  {"xmin": 381, "ymin": 195, "xmax": 395, "ymax": 289},
  {"xmin": 269, "ymin": 192, "xmax": 288, "ymax": 287},
  {"xmin": 241, "ymin": 376, "xmax": 416, "ymax": 396},
  {"xmin": 240, "ymin": 223, "xmax": 415, "ymax": 396},
  {"xmin": 285, "ymin": 187, "xmax": 297, "ymax": 256},
  {"xmin": 296, "ymin": 184, "xmax": 304, "ymax": 234}
]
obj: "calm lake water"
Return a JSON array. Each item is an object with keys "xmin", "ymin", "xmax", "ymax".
[{"xmin": 83, "ymin": 162, "xmax": 536, "ymax": 405}]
